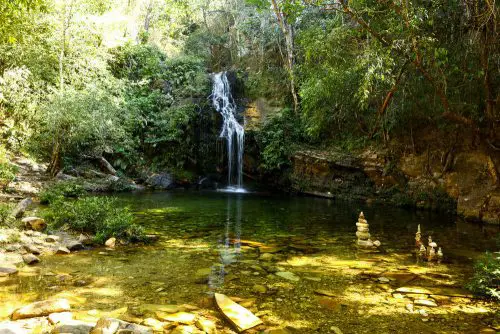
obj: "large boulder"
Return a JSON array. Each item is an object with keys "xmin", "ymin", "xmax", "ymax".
[
  {"xmin": 145, "ymin": 173, "xmax": 175, "ymax": 190},
  {"xmin": 22, "ymin": 217, "xmax": 46, "ymax": 231},
  {"xmin": 11, "ymin": 198, "xmax": 33, "ymax": 219},
  {"xmin": 11, "ymin": 299, "xmax": 71, "ymax": 320}
]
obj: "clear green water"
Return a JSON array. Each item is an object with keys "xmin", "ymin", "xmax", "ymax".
[{"xmin": 1, "ymin": 191, "xmax": 499, "ymax": 333}]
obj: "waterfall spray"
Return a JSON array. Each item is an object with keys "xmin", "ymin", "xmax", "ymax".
[{"xmin": 211, "ymin": 72, "xmax": 245, "ymax": 191}]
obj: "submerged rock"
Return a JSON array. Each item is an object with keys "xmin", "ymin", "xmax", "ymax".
[
  {"xmin": 155, "ymin": 312, "xmax": 196, "ymax": 324},
  {"xmin": 276, "ymin": 271, "xmax": 300, "ymax": 282},
  {"xmin": 11, "ymin": 299, "xmax": 71, "ymax": 320},
  {"xmin": 214, "ymin": 293, "xmax": 262, "ymax": 332}
]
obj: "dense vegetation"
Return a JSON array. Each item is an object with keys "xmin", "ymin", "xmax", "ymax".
[{"xmin": 0, "ymin": 0, "xmax": 497, "ymax": 176}]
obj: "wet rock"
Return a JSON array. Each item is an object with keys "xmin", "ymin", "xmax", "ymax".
[
  {"xmin": 142, "ymin": 318, "xmax": 165, "ymax": 331},
  {"xmin": 195, "ymin": 318, "xmax": 216, "ymax": 334},
  {"xmin": 105, "ymin": 238, "xmax": 116, "ymax": 248},
  {"xmin": 252, "ymin": 284, "xmax": 267, "ymax": 294},
  {"xmin": 0, "ymin": 267, "xmax": 18, "ymax": 277},
  {"xmin": 78, "ymin": 234, "xmax": 92, "ymax": 245},
  {"xmin": 276, "ymin": 271, "xmax": 300, "ymax": 282},
  {"xmin": 377, "ymin": 277, "xmax": 390, "ymax": 283},
  {"xmin": 46, "ymin": 235, "xmax": 60, "ymax": 243},
  {"xmin": 22, "ymin": 253, "xmax": 40, "ymax": 265},
  {"xmin": 314, "ymin": 290, "xmax": 336, "ymax": 297},
  {"xmin": 145, "ymin": 173, "xmax": 175, "ymax": 190},
  {"xmin": 414, "ymin": 299, "xmax": 438, "ymax": 307},
  {"xmin": 263, "ymin": 329, "xmax": 292, "ymax": 334},
  {"xmin": 260, "ymin": 253, "xmax": 274, "ymax": 261},
  {"xmin": 57, "ymin": 247, "xmax": 71, "ymax": 254},
  {"xmin": 330, "ymin": 326, "xmax": 343, "ymax": 334},
  {"xmin": 66, "ymin": 241, "xmax": 84, "ymax": 251},
  {"xmin": 11, "ymin": 299, "xmax": 71, "ymax": 320},
  {"xmin": 137, "ymin": 304, "xmax": 179, "ymax": 315},
  {"xmin": 22, "ymin": 217, "xmax": 46, "ymax": 231},
  {"xmin": 155, "ymin": 312, "xmax": 196, "ymax": 324},
  {"xmin": 23, "ymin": 244, "xmax": 41, "ymax": 255},
  {"xmin": 214, "ymin": 293, "xmax": 262, "ymax": 332},
  {"xmin": 52, "ymin": 320, "xmax": 95, "ymax": 334},
  {"xmin": 48, "ymin": 312, "xmax": 73, "ymax": 324},
  {"xmin": 90, "ymin": 317, "xmax": 152, "ymax": 334},
  {"xmin": 11, "ymin": 197, "xmax": 33, "ymax": 218}
]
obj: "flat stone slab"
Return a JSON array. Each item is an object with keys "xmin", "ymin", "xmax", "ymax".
[
  {"xmin": 214, "ymin": 293, "xmax": 262, "ymax": 332},
  {"xmin": 314, "ymin": 290, "xmax": 336, "ymax": 297},
  {"xmin": 12, "ymin": 299, "xmax": 71, "ymax": 320},
  {"xmin": 156, "ymin": 312, "xmax": 196, "ymax": 324},
  {"xmin": 276, "ymin": 271, "xmax": 300, "ymax": 282},
  {"xmin": 414, "ymin": 299, "xmax": 438, "ymax": 307}
]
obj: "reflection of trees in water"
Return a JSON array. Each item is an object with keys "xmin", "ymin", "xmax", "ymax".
[{"xmin": 209, "ymin": 195, "xmax": 242, "ymax": 291}]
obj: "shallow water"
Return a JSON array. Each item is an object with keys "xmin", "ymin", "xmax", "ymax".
[{"xmin": 1, "ymin": 191, "xmax": 499, "ymax": 333}]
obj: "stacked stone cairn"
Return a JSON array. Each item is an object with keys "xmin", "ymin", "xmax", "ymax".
[
  {"xmin": 355, "ymin": 212, "xmax": 381, "ymax": 251},
  {"xmin": 415, "ymin": 225, "xmax": 443, "ymax": 263}
]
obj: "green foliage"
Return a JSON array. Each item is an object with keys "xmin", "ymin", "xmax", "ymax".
[
  {"xmin": 0, "ymin": 202, "xmax": 12, "ymax": 225},
  {"xmin": 31, "ymin": 83, "xmax": 127, "ymax": 165},
  {"xmin": 256, "ymin": 108, "xmax": 302, "ymax": 171},
  {"xmin": 0, "ymin": 147, "xmax": 18, "ymax": 188},
  {"xmin": 467, "ymin": 252, "xmax": 500, "ymax": 301},
  {"xmin": 44, "ymin": 196, "xmax": 145, "ymax": 244},
  {"xmin": 39, "ymin": 181, "xmax": 86, "ymax": 204}
]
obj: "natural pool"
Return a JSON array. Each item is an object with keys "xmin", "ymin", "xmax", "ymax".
[{"xmin": 1, "ymin": 191, "xmax": 499, "ymax": 333}]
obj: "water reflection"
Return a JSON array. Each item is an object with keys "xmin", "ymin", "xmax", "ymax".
[{"xmin": 209, "ymin": 194, "xmax": 242, "ymax": 290}]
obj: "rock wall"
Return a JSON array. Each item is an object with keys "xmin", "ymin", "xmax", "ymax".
[{"xmin": 290, "ymin": 148, "xmax": 500, "ymax": 224}]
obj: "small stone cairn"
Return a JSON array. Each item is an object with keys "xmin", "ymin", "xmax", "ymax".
[
  {"xmin": 356, "ymin": 212, "xmax": 381, "ymax": 251},
  {"xmin": 415, "ymin": 224, "xmax": 443, "ymax": 263}
]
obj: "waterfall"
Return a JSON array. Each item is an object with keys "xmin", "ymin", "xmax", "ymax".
[{"xmin": 211, "ymin": 72, "xmax": 245, "ymax": 191}]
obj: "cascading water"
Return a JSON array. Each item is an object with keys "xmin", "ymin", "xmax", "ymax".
[{"xmin": 211, "ymin": 72, "xmax": 245, "ymax": 192}]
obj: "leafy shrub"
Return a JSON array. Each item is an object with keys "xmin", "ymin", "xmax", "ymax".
[
  {"xmin": 0, "ymin": 202, "xmax": 12, "ymax": 225},
  {"xmin": 44, "ymin": 196, "xmax": 145, "ymax": 244},
  {"xmin": 256, "ymin": 108, "xmax": 302, "ymax": 171},
  {"xmin": 467, "ymin": 252, "xmax": 500, "ymax": 301},
  {"xmin": 39, "ymin": 181, "xmax": 86, "ymax": 204},
  {"xmin": 0, "ymin": 147, "xmax": 18, "ymax": 189}
]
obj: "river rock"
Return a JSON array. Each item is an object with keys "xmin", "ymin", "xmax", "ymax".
[
  {"xmin": 170, "ymin": 325, "xmax": 204, "ymax": 334},
  {"xmin": 49, "ymin": 312, "xmax": 73, "ymax": 324},
  {"xmin": 90, "ymin": 317, "xmax": 152, "ymax": 334},
  {"xmin": 145, "ymin": 173, "xmax": 175, "ymax": 190},
  {"xmin": 156, "ymin": 312, "xmax": 196, "ymax": 324},
  {"xmin": 0, "ymin": 267, "xmax": 18, "ymax": 277},
  {"xmin": 11, "ymin": 198, "xmax": 33, "ymax": 218},
  {"xmin": 66, "ymin": 241, "xmax": 84, "ymax": 251},
  {"xmin": 214, "ymin": 293, "xmax": 262, "ymax": 332},
  {"xmin": 23, "ymin": 244, "xmax": 41, "ymax": 255},
  {"xmin": 22, "ymin": 217, "xmax": 46, "ymax": 231},
  {"xmin": 57, "ymin": 247, "xmax": 71, "ymax": 254},
  {"xmin": 195, "ymin": 318, "xmax": 216, "ymax": 334},
  {"xmin": 51, "ymin": 320, "xmax": 95, "ymax": 334},
  {"xmin": 276, "ymin": 271, "xmax": 300, "ymax": 282},
  {"xmin": 105, "ymin": 238, "xmax": 116, "ymax": 248},
  {"xmin": 252, "ymin": 284, "xmax": 267, "ymax": 294},
  {"xmin": 414, "ymin": 299, "xmax": 438, "ymax": 307},
  {"xmin": 142, "ymin": 318, "xmax": 165, "ymax": 331},
  {"xmin": 22, "ymin": 253, "xmax": 40, "ymax": 265},
  {"xmin": 11, "ymin": 299, "xmax": 71, "ymax": 320},
  {"xmin": 0, "ymin": 321, "xmax": 30, "ymax": 334},
  {"xmin": 46, "ymin": 235, "xmax": 60, "ymax": 243}
]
